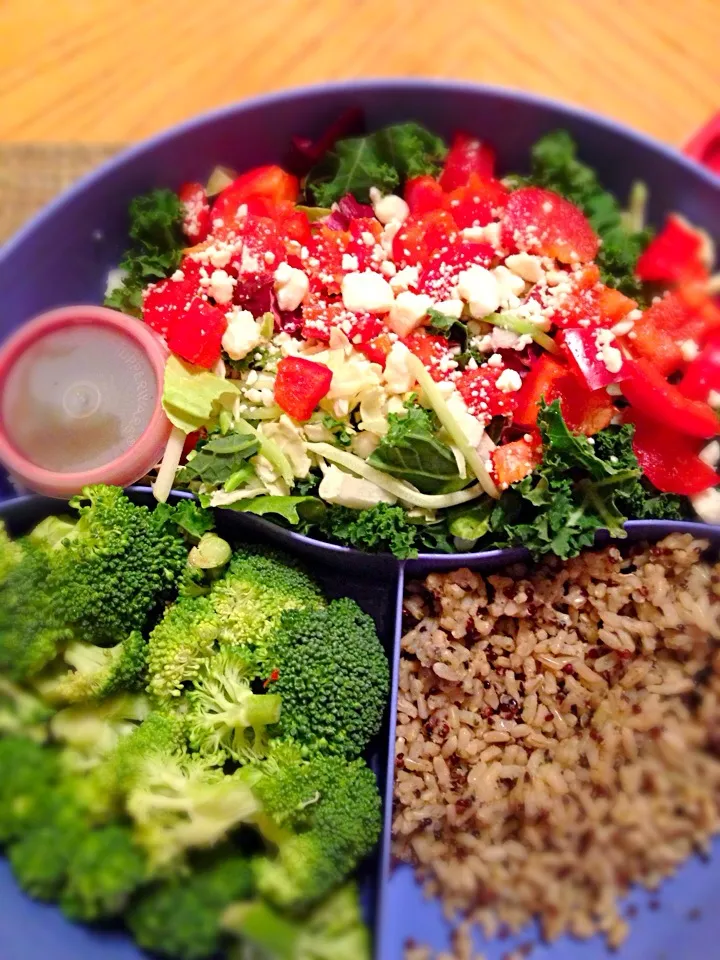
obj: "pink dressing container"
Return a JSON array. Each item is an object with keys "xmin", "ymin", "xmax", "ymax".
[{"xmin": 0, "ymin": 306, "xmax": 172, "ymax": 497}]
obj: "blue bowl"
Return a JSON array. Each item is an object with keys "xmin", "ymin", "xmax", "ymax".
[{"xmin": 1, "ymin": 81, "xmax": 720, "ymax": 959}]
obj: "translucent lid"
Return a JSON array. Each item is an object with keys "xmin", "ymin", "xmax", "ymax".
[{"xmin": 0, "ymin": 306, "xmax": 172, "ymax": 497}]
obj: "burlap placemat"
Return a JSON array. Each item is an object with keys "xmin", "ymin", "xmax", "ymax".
[{"xmin": 0, "ymin": 143, "xmax": 122, "ymax": 245}]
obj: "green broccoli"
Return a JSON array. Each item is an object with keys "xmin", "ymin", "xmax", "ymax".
[
  {"xmin": 47, "ymin": 485, "xmax": 190, "ymax": 645},
  {"xmin": 34, "ymin": 632, "xmax": 147, "ymax": 704},
  {"xmin": 209, "ymin": 547, "xmax": 325, "ymax": 656},
  {"xmin": 146, "ymin": 595, "xmax": 220, "ymax": 700},
  {"xmin": 128, "ymin": 851, "xmax": 254, "ymax": 960},
  {"xmin": 26, "ymin": 515, "xmax": 76, "ymax": 550},
  {"xmin": 127, "ymin": 755, "xmax": 262, "ymax": 867},
  {"xmin": 0, "ymin": 736, "xmax": 60, "ymax": 844},
  {"xmin": 252, "ymin": 750, "xmax": 382, "ymax": 912},
  {"xmin": 60, "ymin": 824, "xmax": 148, "ymax": 922},
  {"xmin": 0, "ymin": 677, "xmax": 52, "ymax": 741},
  {"xmin": 266, "ymin": 598, "xmax": 389, "ymax": 759},
  {"xmin": 50, "ymin": 693, "xmax": 150, "ymax": 772},
  {"xmin": 186, "ymin": 649, "xmax": 281, "ymax": 766},
  {"xmin": 224, "ymin": 881, "xmax": 371, "ymax": 960},
  {"xmin": 0, "ymin": 519, "xmax": 24, "ymax": 583}
]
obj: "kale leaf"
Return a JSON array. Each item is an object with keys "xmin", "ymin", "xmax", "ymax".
[
  {"xmin": 320, "ymin": 502, "xmax": 453, "ymax": 559},
  {"xmin": 104, "ymin": 189, "xmax": 185, "ymax": 317},
  {"xmin": 306, "ymin": 123, "xmax": 447, "ymax": 207},
  {"xmin": 527, "ymin": 131, "xmax": 652, "ymax": 297}
]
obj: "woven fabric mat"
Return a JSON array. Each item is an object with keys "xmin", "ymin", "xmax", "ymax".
[{"xmin": 0, "ymin": 143, "xmax": 122, "ymax": 245}]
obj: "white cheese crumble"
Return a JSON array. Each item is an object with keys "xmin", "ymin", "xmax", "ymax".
[
  {"xmin": 611, "ymin": 317, "xmax": 635, "ymax": 337},
  {"xmin": 493, "ymin": 265, "xmax": 525, "ymax": 307},
  {"xmin": 455, "ymin": 265, "xmax": 501, "ymax": 319},
  {"xmin": 383, "ymin": 341, "xmax": 415, "ymax": 393},
  {"xmin": 206, "ymin": 268, "xmax": 235, "ymax": 305},
  {"xmin": 594, "ymin": 329, "xmax": 623, "ymax": 374},
  {"xmin": 390, "ymin": 265, "xmax": 420, "ymax": 294},
  {"xmin": 369, "ymin": 187, "xmax": 410, "ymax": 226},
  {"xmin": 700, "ymin": 440, "xmax": 720, "ymax": 470},
  {"xmin": 709, "ymin": 390, "xmax": 720, "ymax": 409},
  {"xmin": 495, "ymin": 368, "xmax": 523, "ymax": 393},
  {"xmin": 432, "ymin": 298, "xmax": 464, "ymax": 318},
  {"xmin": 387, "ymin": 291, "xmax": 433, "ymax": 337},
  {"xmin": 679, "ymin": 340, "xmax": 700, "ymax": 362},
  {"xmin": 504, "ymin": 253, "xmax": 544, "ymax": 284},
  {"xmin": 274, "ymin": 263, "xmax": 309, "ymax": 312},
  {"xmin": 691, "ymin": 487, "xmax": 720, "ymax": 524},
  {"xmin": 341, "ymin": 253, "xmax": 359, "ymax": 272},
  {"xmin": 462, "ymin": 222, "xmax": 502, "ymax": 247},
  {"xmin": 380, "ymin": 260, "xmax": 397, "ymax": 278},
  {"xmin": 222, "ymin": 309, "xmax": 263, "ymax": 360},
  {"xmin": 342, "ymin": 270, "xmax": 395, "ymax": 314},
  {"xmin": 487, "ymin": 353, "xmax": 503, "ymax": 368}
]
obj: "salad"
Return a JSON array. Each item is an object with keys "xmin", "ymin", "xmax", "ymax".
[{"xmin": 105, "ymin": 118, "xmax": 720, "ymax": 558}]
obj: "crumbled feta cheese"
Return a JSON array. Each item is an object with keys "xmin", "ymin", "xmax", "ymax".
[
  {"xmin": 274, "ymin": 263, "xmax": 310, "ymax": 312},
  {"xmin": 264, "ymin": 250, "xmax": 276, "ymax": 265},
  {"xmin": 487, "ymin": 353, "xmax": 503, "ymax": 368},
  {"xmin": 606, "ymin": 383, "xmax": 623, "ymax": 396},
  {"xmin": 390, "ymin": 265, "xmax": 420, "ymax": 294},
  {"xmin": 679, "ymin": 339, "xmax": 700, "ymax": 362},
  {"xmin": 611, "ymin": 317, "xmax": 635, "ymax": 337},
  {"xmin": 380, "ymin": 219, "xmax": 402, "ymax": 254},
  {"xmin": 594, "ymin": 329, "xmax": 623, "ymax": 374},
  {"xmin": 455, "ymin": 265, "xmax": 500, "ymax": 318},
  {"xmin": 170, "ymin": 268, "xmax": 185, "ymax": 282},
  {"xmin": 700, "ymin": 440, "xmax": 720, "ymax": 470},
  {"xmin": 207, "ymin": 268, "xmax": 235, "ymax": 305},
  {"xmin": 691, "ymin": 487, "xmax": 720, "ymax": 524},
  {"xmin": 319, "ymin": 464, "xmax": 396, "ymax": 509},
  {"xmin": 380, "ymin": 260, "xmax": 397, "ymax": 278},
  {"xmin": 493, "ymin": 265, "xmax": 525, "ymax": 306},
  {"xmin": 369, "ymin": 187, "xmax": 410, "ymax": 226},
  {"xmin": 504, "ymin": 253, "xmax": 544, "ymax": 284},
  {"xmin": 341, "ymin": 253, "xmax": 359, "ymax": 272},
  {"xmin": 495, "ymin": 368, "xmax": 523, "ymax": 393},
  {"xmin": 240, "ymin": 246, "xmax": 260, "ymax": 275},
  {"xmin": 222, "ymin": 309, "xmax": 263, "ymax": 360},
  {"xmin": 462, "ymin": 222, "xmax": 501, "ymax": 247},
  {"xmin": 383, "ymin": 341, "xmax": 415, "ymax": 393},
  {"xmin": 387, "ymin": 291, "xmax": 433, "ymax": 337},
  {"xmin": 709, "ymin": 390, "xmax": 720, "ymax": 409},
  {"xmin": 432, "ymin": 298, "xmax": 464, "ymax": 319},
  {"xmin": 626, "ymin": 309, "xmax": 643, "ymax": 322},
  {"xmin": 342, "ymin": 271, "xmax": 395, "ymax": 314}
]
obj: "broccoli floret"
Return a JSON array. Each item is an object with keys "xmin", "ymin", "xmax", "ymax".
[
  {"xmin": 252, "ymin": 752, "xmax": 382, "ymax": 911},
  {"xmin": 26, "ymin": 515, "xmax": 76, "ymax": 550},
  {"xmin": 127, "ymin": 755, "xmax": 262, "ymax": 867},
  {"xmin": 50, "ymin": 693, "xmax": 150, "ymax": 772},
  {"xmin": 47, "ymin": 485, "xmax": 190, "ymax": 645},
  {"xmin": 0, "ymin": 519, "xmax": 24, "ymax": 583},
  {"xmin": 209, "ymin": 547, "xmax": 325, "ymax": 657},
  {"xmin": 0, "ymin": 544, "xmax": 74, "ymax": 681},
  {"xmin": 147, "ymin": 595, "xmax": 220, "ymax": 700},
  {"xmin": 266, "ymin": 598, "xmax": 389, "ymax": 759},
  {"xmin": 0, "ymin": 677, "xmax": 52, "ymax": 742},
  {"xmin": 0, "ymin": 736, "xmax": 60, "ymax": 844},
  {"xmin": 128, "ymin": 851, "xmax": 254, "ymax": 960},
  {"xmin": 187, "ymin": 649, "xmax": 281, "ymax": 765},
  {"xmin": 60, "ymin": 824, "xmax": 148, "ymax": 922},
  {"xmin": 224, "ymin": 882, "xmax": 371, "ymax": 960},
  {"xmin": 35, "ymin": 632, "xmax": 147, "ymax": 704}
]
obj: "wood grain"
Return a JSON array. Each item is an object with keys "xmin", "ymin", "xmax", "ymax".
[{"xmin": 0, "ymin": 0, "xmax": 718, "ymax": 145}]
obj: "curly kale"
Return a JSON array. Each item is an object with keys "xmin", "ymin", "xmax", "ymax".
[{"xmin": 321, "ymin": 502, "xmax": 453, "ymax": 558}]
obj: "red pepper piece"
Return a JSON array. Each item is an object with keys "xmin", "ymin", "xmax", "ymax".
[
  {"xmin": 226, "ymin": 215, "xmax": 284, "ymax": 302},
  {"xmin": 346, "ymin": 218, "xmax": 383, "ymax": 271},
  {"xmin": 212, "ymin": 166, "xmax": 298, "ymax": 236},
  {"xmin": 630, "ymin": 288, "xmax": 720, "ymax": 377},
  {"xmin": 392, "ymin": 209, "xmax": 458, "ymax": 268},
  {"xmin": 514, "ymin": 354, "xmax": 614, "ymax": 436},
  {"xmin": 492, "ymin": 435, "xmax": 542, "ymax": 488},
  {"xmin": 628, "ymin": 412, "xmax": 719, "ymax": 495},
  {"xmin": 457, "ymin": 363, "xmax": 521, "ymax": 422},
  {"xmin": 357, "ymin": 333, "xmax": 394, "ymax": 367},
  {"xmin": 621, "ymin": 357, "xmax": 719, "ymax": 438},
  {"xmin": 142, "ymin": 276, "xmax": 197, "ymax": 338},
  {"xmin": 166, "ymin": 298, "xmax": 227, "ymax": 369},
  {"xmin": 404, "ymin": 175, "xmax": 447, "ymax": 215},
  {"xmin": 439, "ymin": 132, "xmax": 496, "ymax": 191},
  {"xmin": 178, "ymin": 182, "xmax": 212, "ymax": 244},
  {"xmin": 679, "ymin": 334, "xmax": 720, "ymax": 402},
  {"xmin": 307, "ymin": 227, "xmax": 349, "ymax": 295},
  {"xmin": 533, "ymin": 264, "xmax": 603, "ymax": 329},
  {"xmin": 635, "ymin": 214, "xmax": 707, "ymax": 286},
  {"xmin": 403, "ymin": 331, "xmax": 457, "ymax": 382},
  {"xmin": 417, "ymin": 239, "xmax": 495, "ymax": 301},
  {"xmin": 559, "ymin": 327, "xmax": 627, "ymax": 391},
  {"xmin": 447, "ymin": 172, "xmax": 510, "ymax": 229},
  {"xmin": 273, "ymin": 356, "xmax": 333, "ymax": 421},
  {"xmin": 597, "ymin": 285, "xmax": 637, "ymax": 324},
  {"xmin": 500, "ymin": 186, "xmax": 599, "ymax": 264}
]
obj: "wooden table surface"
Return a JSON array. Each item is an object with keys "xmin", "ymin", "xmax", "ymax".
[{"xmin": 1, "ymin": 0, "xmax": 719, "ymax": 147}]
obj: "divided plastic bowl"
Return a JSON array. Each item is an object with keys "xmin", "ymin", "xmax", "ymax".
[{"xmin": 1, "ymin": 80, "xmax": 719, "ymax": 959}]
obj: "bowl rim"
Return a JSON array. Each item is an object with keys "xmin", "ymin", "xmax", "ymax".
[{"xmin": 1, "ymin": 77, "xmax": 718, "ymax": 270}]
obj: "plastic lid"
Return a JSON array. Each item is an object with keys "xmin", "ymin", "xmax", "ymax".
[{"xmin": 0, "ymin": 306, "xmax": 172, "ymax": 498}]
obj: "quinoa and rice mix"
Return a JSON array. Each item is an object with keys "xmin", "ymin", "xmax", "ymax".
[{"xmin": 393, "ymin": 534, "xmax": 720, "ymax": 954}]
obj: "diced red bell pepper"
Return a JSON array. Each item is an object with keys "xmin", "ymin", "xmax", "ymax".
[
  {"xmin": 346, "ymin": 218, "xmax": 383, "ymax": 271},
  {"xmin": 181, "ymin": 430, "xmax": 202, "ymax": 464},
  {"xmin": 500, "ymin": 186, "xmax": 599, "ymax": 264},
  {"xmin": 456, "ymin": 364, "xmax": 521, "ymax": 421},
  {"xmin": 447, "ymin": 172, "xmax": 510, "ymax": 229},
  {"xmin": 392, "ymin": 209, "xmax": 458, "ymax": 268},
  {"xmin": 277, "ymin": 208, "xmax": 313, "ymax": 247},
  {"xmin": 439, "ymin": 132, "xmax": 496, "ymax": 191},
  {"xmin": 273, "ymin": 355, "xmax": 333, "ymax": 421},
  {"xmin": 628, "ymin": 412, "xmax": 719, "ymax": 495},
  {"xmin": 348, "ymin": 314, "xmax": 384, "ymax": 344},
  {"xmin": 629, "ymin": 290, "xmax": 720, "ymax": 376},
  {"xmin": 559, "ymin": 327, "xmax": 627, "ymax": 391},
  {"xmin": 357, "ymin": 333, "xmax": 394, "ymax": 366},
  {"xmin": 417, "ymin": 239, "xmax": 496, "ymax": 301},
  {"xmin": 227, "ymin": 215, "xmax": 285, "ymax": 302},
  {"xmin": 403, "ymin": 331, "xmax": 457, "ymax": 382},
  {"xmin": 213, "ymin": 165, "xmax": 298, "ymax": 224},
  {"xmin": 635, "ymin": 214, "xmax": 708, "ymax": 286},
  {"xmin": 679, "ymin": 333, "xmax": 720, "ymax": 402},
  {"xmin": 142, "ymin": 276, "xmax": 197, "ymax": 338},
  {"xmin": 492, "ymin": 435, "xmax": 542, "ymax": 488},
  {"xmin": 534, "ymin": 264, "xmax": 603, "ymax": 329},
  {"xmin": 620, "ymin": 357, "xmax": 719, "ymax": 438},
  {"xmin": 597, "ymin": 285, "xmax": 637, "ymax": 324},
  {"xmin": 404, "ymin": 175, "xmax": 447, "ymax": 215},
  {"xmin": 307, "ymin": 227, "xmax": 349, "ymax": 295},
  {"xmin": 166, "ymin": 297, "xmax": 227, "ymax": 369},
  {"xmin": 514, "ymin": 354, "xmax": 614, "ymax": 435},
  {"xmin": 178, "ymin": 182, "xmax": 212, "ymax": 244}
]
